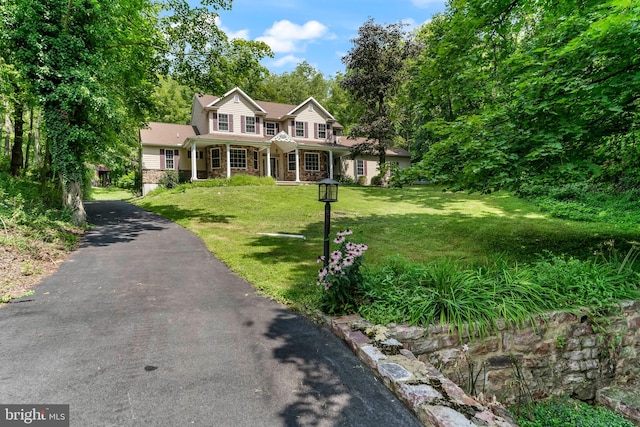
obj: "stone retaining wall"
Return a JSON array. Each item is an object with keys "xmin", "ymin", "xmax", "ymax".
[{"xmin": 383, "ymin": 301, "xmax": 640, "ymax": 404}]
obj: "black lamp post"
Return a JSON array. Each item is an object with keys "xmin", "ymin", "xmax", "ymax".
[{"xmin": 318, "ymin": 178, "xmax": 339, "ymax": 268}]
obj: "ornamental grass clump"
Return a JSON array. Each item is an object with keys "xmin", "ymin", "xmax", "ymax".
[{"xmin": 317, "ymin": 230, "xmax": 368, "ymax": 314}]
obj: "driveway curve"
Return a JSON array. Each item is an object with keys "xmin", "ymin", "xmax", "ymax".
[{"xmin": 0, "ymin": 200, "xmax": 420, "ymax": 426}]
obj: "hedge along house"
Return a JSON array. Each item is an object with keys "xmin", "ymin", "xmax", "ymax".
[{"xmin": 140, "ymin": 87, "xmax": 411, "ymax": 195}]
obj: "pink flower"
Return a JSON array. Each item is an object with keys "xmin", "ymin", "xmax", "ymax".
[
  {"xmin": 317, "ymin": 255, "xmax": 325, "ymax": 264},
  {"xmin": 334, "ymin": 236, "xmax": 345, "ymax": 244}
]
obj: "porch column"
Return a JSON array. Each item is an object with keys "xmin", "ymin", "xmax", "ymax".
[
  {"xmin": 329, "ymin": 150, "xmax": 334, "ymax": 180},
  {"xmin": 266, "ymin": 146, "xmax": 271, "ymax": 178},
  {"xmin": 295, "ymin": 147, "xmax": 300, "ymax": 182},
  {"xmin": 226, "ymin": 143, "xmax": 231, "ymax": 178},
  {"xmin": 190, "ymin": 141, "xmax": 197, "ymax": 181}
]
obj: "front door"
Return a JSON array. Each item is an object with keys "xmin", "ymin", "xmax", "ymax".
[{"xmin": 270, "ymin": 157, "xmax": 279, "ymax": 180}]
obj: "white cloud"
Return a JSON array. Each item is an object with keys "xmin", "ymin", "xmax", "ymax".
[
  {"xmin": 257, "ymin": 20, "xmax": 329, "ymax": 53},
  {"xmin": 271, "ymin": 54, "xmax": 303, "ymax": 68},
  {"xmin": 410, "ymin": 0, "xmax": 446, "ymax": 8},
  {"xmin": 214, "ymin": 16, "xmax": 249, "ymax": 40}
]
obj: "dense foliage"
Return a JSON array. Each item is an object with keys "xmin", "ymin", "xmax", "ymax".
[
  {"xmin": 357, "ymin": 253, "xmax": 640, "ymax": 335},
  {"xmin": 515, "ymin": 396, "xmax": 635, "ymax": 427},
  {"xmin": 404, "ymin": 0, "xmax": 640, "ymax": 192}
]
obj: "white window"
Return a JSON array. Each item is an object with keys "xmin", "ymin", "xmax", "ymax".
[
  {"xmin": 304, "ymin": 153, "xmax": 320, "ymax": 171},
  {"xmin": 211, "ymin": 148, "xmax": 221, "ymax": 169},
  {"xmin": 266, "ymin": 122, "xmax": 276, "ymax": 136},
  {"xmin": 230, "ymin": 148, "xmax": 247, "ymax": 169},
  {"xmin": 356, "ymin": 159, "xmax": 365, "ymax": 176},
  {"xmin": 288, "ymin": 153, "xmax": 296, "ymax": 171},
  {"xmin": 218, "ymin": 114, "xmax": 229, "ymax": 131},
  {"xmin": 295, "ymin": 122, "xmax": 305, "ymax": 138},
  {"xmin": 165, "ymin": 149, "xmax": 174, "ymax": 169},
  {"xmin": 318, "ymin": 123, "xmax": 327, "ymax": 139},
  {"xmin": 245, "ymin": 116, "xmax": 256, "ymax": 133}
]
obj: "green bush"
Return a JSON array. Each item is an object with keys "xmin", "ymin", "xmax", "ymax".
[
  {"xmin": 159, "ymin": 170, "xmax": 180, "ymax": 189},
  {"xmin": 117, "ymin": 170, "xmax": 138, "ymax": 190},
  {"xmin": 519, "ymin": 182, "xmax": 640, "ymax": 225},
  {"xmin": 357, "ymin": 175, "xmax": 367, "ymax": 185},
  {"xmin": 515, "ymin": 396, "xmax": 634, "ymax": 427},
  {"xmin": 358, "ymin": 253, "xmax": 640, "ymax": 334}
]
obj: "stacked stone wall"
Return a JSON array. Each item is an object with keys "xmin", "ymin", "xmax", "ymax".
[{"xmin": 384, "ymin": 301, "xmax": 640, "ymax": 403}]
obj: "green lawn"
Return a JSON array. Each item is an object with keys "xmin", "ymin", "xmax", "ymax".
[
  {"xmin": 86, "ymin": 187, "xmax": 134, "ymax": 201},
  {"xmin": 135, "ymin": 184, "xmax": 640, "ymax": 311}
]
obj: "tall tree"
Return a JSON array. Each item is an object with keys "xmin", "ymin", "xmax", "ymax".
[
  {"xmin": 251, "ymin": 61, "xmax": 330, "ymax": 105},
  {"xmin": 408, "ymin": 0, "xmax": 640, "ymax": 191},
  {"xmin": 340, "ymin": 19, "xmax": 418, "ymax": 165},
  {"xmin": 3, "ymin": 0, "xmax": 161, "ymax": 224}
]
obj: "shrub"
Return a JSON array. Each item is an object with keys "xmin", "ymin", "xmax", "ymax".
[
  {"xmin": 117, "ymin": 170, "xmax": 138, "ymax": 190},
  {"xmin": 514, "ymin": 396, "xmax": 634, "ymax": 427},
  {"xmin": 358, "ymin": 253, "xmax": 640, "ymax": 334},
  {"xmin": 338, "ymin": 175, "xmax": 355, "ymax": 185},
  {"xmin": 159, "ymin": 170, "xmax": 180, "ymax": 189},
  {"xmin": 317, "ymin": 230, "xmax": 368, "ymax": 314},
  {"xmin": 357, "ymin": 175, "xmax": 367, "ymax": 185},
  {"xmin": 371, "ymin": 175, "xmax": 384, "ymax": 186}
]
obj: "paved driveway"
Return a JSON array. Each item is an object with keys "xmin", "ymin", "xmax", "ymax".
[{"xmin": 0, "ymin": 201, "xmax": 420, "ymax": 426}]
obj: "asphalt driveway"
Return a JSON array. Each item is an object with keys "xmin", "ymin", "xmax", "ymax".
[{"xmin": 0, "ymin": 201, "xmax": 420, "ymax": 426}]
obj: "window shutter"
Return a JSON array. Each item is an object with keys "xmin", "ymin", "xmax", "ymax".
[
  {"xmin": 213, "ymin": 113, "xmax": 218, "ymax": 131},
  {"xmin": 241, "ymin": 115, "xmax": 246, "ymax": 133},
  {"xmin": 276, "ymin": 123, "xmax": 280, "ymax": 133},
  {"xmin": 160, "ymin": 149, "xmax": 165, "ymax": 170},
  {"xmin": 255, "ymin": 117, "xmax": 260, "ymax": 134},
  {"xmin": 174, "ymin": 150, "xmax": 180, "ymax": 170},
  {"xmin": 364, "ymin": 160, "xmax": 368, "ymax": 175},
  {"xmin": 228, "ymin": 115, "xmax": 234, "ymax": 132},
  {"xmin": 304, "ymin": 122, "xmax": 308, "ymax": 138},
  {"xmin": 291, "ymin": 120, "xmax": 295, "ymax": 134},
  {"xmin": 263, "ymin": 120, "xmax": 267, "ymax": 136},
  {"xmin": 314, "ymin": 123, "xmax": 318, "ymax": 139}
]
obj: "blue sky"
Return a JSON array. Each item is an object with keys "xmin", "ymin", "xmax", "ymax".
[{"xmin": 206, "ymin": 0, "xmax": 448, "ymax": 76}]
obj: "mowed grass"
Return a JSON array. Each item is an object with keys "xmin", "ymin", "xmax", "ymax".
[
  {"xmin": 86, "ymin": 187, "xmax": 133, "ymax": 201},
  {"xmin": 135, "ymin": 184, "xmax": 640, "ymax": 311}
]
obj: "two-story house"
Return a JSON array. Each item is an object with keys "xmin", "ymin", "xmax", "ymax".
[{"xmin": 140, "ymin": 87, "xmax": 411, "ymax": 195}]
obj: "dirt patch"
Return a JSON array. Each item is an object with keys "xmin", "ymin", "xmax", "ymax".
[{"xmin": 0, "ymin": 232, "xmax": 80, "ymax": 304}]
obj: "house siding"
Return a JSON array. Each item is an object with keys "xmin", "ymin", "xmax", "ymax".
[{"xmin": 212, "ymin": 97, "xmax": 261, "ymax": 135}]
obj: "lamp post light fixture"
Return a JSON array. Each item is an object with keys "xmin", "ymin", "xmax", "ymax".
[{"xmin": 318, "ymin": 178, "xmax": 339, "ymax": 268}]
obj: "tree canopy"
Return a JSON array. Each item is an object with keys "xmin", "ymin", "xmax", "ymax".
[
  {"xmin": 406, "ymin": 0, "xmax": 640, "ymax": 191},
  {"xmin": 341, "ymin": 19, "xmax": 418, "ymax": 165}
]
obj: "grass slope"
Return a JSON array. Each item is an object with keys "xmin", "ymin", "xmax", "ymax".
[{"xmin": 136, "ymin": 185, "xmax": 640, "ymax": 311}]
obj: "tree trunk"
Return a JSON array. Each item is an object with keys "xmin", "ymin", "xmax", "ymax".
[
  {"xmin": 3, "ymin": 106, "xmax": 12, "ymax": 158},
  {"xmin": 24, "ymin": 106, "xmax": 34, "ymax": 170},
  {"xmin": 10, "ymin": 102, "xmax": 24, "ymax": 176},
  {"xmin": 61, "ymin": 175, "xmax": 86, "ymax": 226}
]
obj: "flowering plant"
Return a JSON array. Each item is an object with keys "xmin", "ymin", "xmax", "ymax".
[{"xmin": 317, "ymin": 229, "xmax": 368, "ymax": 314}]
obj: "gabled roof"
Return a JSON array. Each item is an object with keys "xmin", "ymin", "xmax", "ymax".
[
  {"xmin": 286, "ymin": 97, "xmax": 336, "ymax": 121},
  {"xmin": 204, "ymin": 87, "xmax": 267, "ymax": 114},
  {"xmin": 140, "ymin": 122, "xmax": 197, "ymax": 146},
  {"xmin": 194, "ymin": 90, "xmax": 343, "ymax": 127}
]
